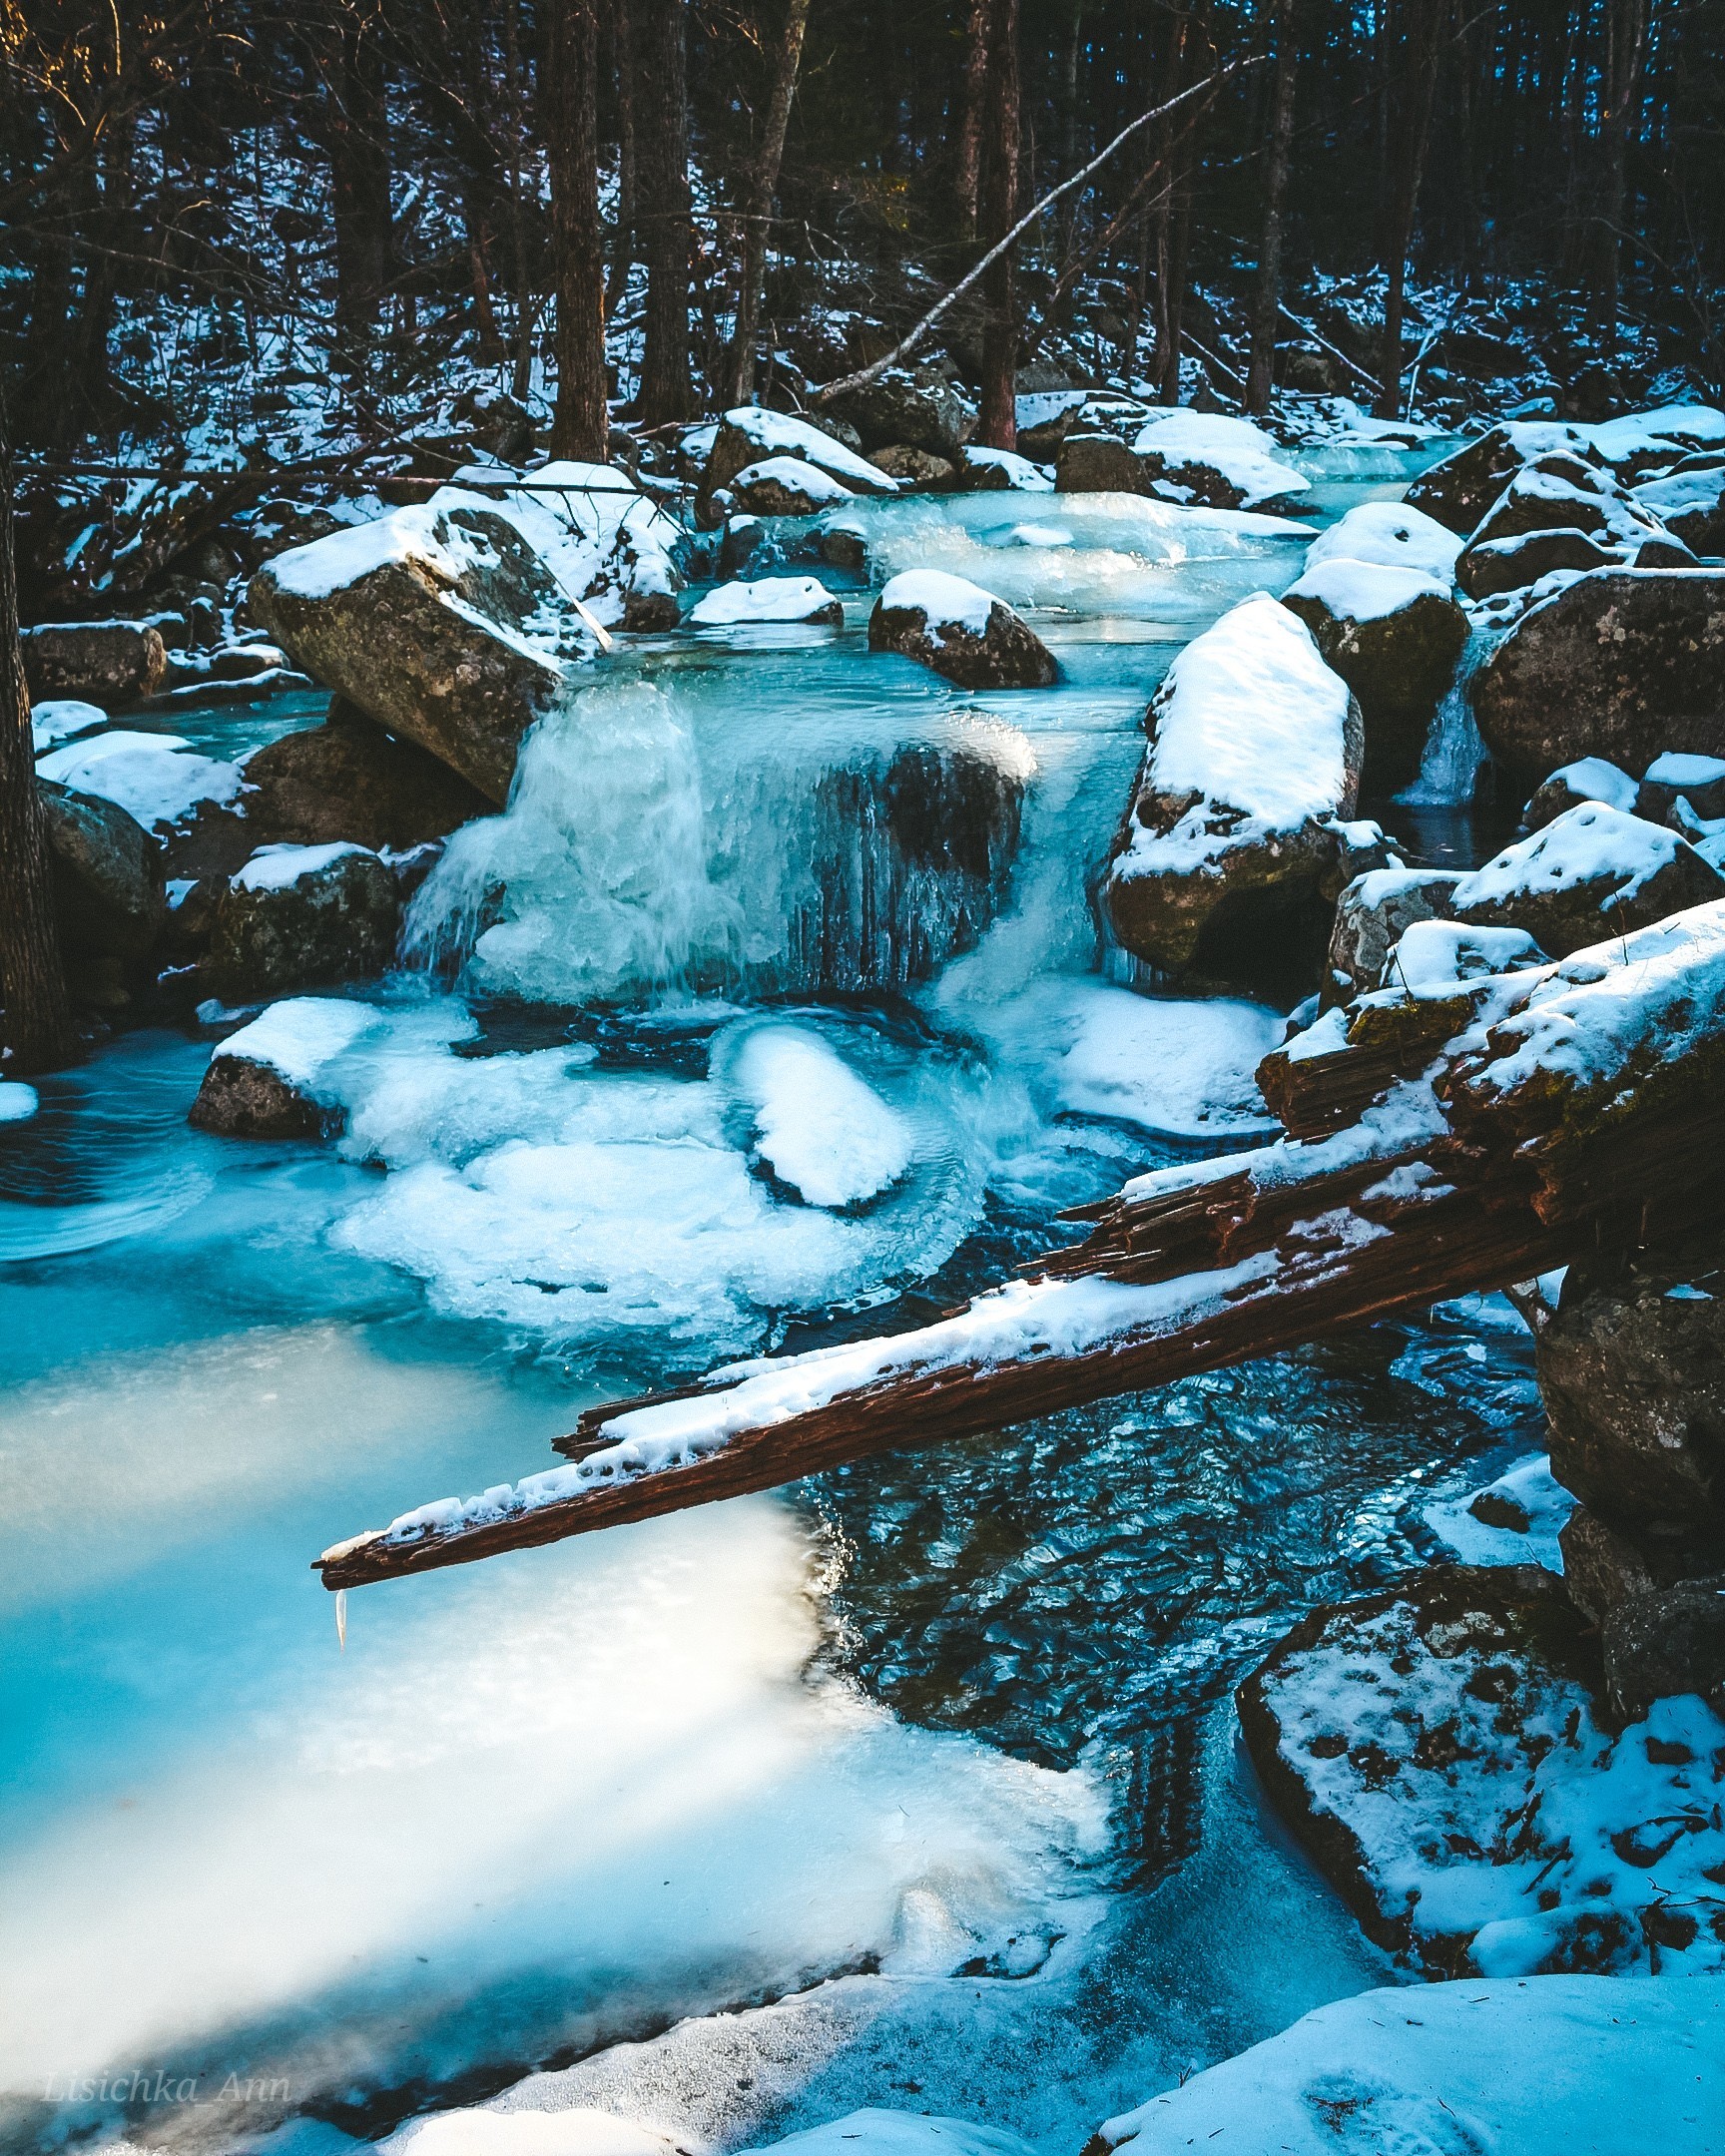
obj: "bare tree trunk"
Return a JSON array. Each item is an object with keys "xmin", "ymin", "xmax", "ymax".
[
  {"xmin": 727, "ymin": 0, "xmax": 813, "ymax": 405},
  {"xmin": 976, "ymin": 0, "xmax": 1021, "ymax": 449},
  {"xmin": 0, "ymin": 401, "xmax": 72, "ymax": 1075},
  {"xmin": 607, "ymin": 0, "xmax": 637, "ymax": 310},
  {"xmin": 1591, "ymin": 0, "xmax": 1649, "ymax": 347},
  {"xmin": 1149, "ymin": 11, "xmax": 1188, "ymax": 403},
  {"xmin": 1375, "ymin": 0, "xmax": 1444, "ymax": 418},
  {"xmin": 1246, "ymin": 0, "xmax": 1297, "ymax": 414},
  {"xmin": 954, "ymin": 0, "xmax": 989, "ymax": 237},
  {"xmin": 547, "ymin": 0, "xmax": 608, "ymax": 458},
  {"xmin": 503, "ymin": 0, "xmax": 535, "ymax": 399},
  {"xmin": 636, "ymin": 0, "xmax": 693, "ymax": 421},
  {"xmin": 326, "ymin": 0, "xmax": 393, "ymax": 370}
]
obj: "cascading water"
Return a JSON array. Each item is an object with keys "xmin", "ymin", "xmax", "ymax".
[{"xmin": 1397, "ymin": 626, "xmax": 1496, "ymax": 808}]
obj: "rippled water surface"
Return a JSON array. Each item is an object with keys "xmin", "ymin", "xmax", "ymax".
[{"xmin": 2, "ymin": 453, "xmax": 1552, "ymax": 2156}]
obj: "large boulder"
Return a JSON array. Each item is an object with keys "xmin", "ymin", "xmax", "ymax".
[
  {"xmin": 1470, "ymin": 571, "xmax": 1725, "ymax": 785},
  {"xmin": 870, "ymin": 445, "xmax": 957, "ymax": 488},
  {"xmin": 1457, "ymin": 526, "xmax": 1619, "ymax": 600},
  {"xmin": 1522, "ymin": 756, "xmax": 1638, "ymax": 829},
  {"xmin": 207, "ymin": 842, "xmax": 402, "ymax": 999},
  {"xmin": 1281, "ymin": 559, "xmax": 1467, "ymax": 790},
  {"xmin": 699, "ymin": 407, "xmax": 897, "ymax": 520},
  {"xmin": 242, "ymin": 698, "xmax": 493, "ymax": 850},
  {"xmin": 249, "ymin": 501, "xmax": 567, "ymax": 804},
  {"xmin": 1637, "ymin": 750, "xmax": 1725, "ymax": 827},
  {"xmin": 1449, "ymin": 802, "xmax": 1725, "ymax": 956},
  {"xmin": 1054, "ymin": 430, "xmax": 1151, "ymax": 495},
  {"xmin": 1466, "ymin": 457, "xmax": 1658, "ymax": 550},
  {"xmin": 866, "ymin": 570, "xmax": 1057, "ymax": 689},
  {"xmin": 1325, "ymin": 866, "xmax": 1458, "ymax": 1000},
  {"xmin": 1635, "ymin": 463, "xmax": 1725, "ymax": 556},
  {"xmin": 1104, "ymin": 593, "xmax": 1366, "ymax": 984},
  {"xmin": 724, "ymin": 457, "xmax": 860, "ymax": 518},
  {"xmin": 1535, "ymin": 1227, "xmax": 1725, "ymax": 1563},
  {"xmin": 189, "ymin": 996, "xmax": 379, "ymax": 1139},
  {"xmin": 38, "ymin": 778, "xmax": 165, "ymax": 961},
  {"xmin": 1303, "ymin": 499, "xmax": 1463, "ymax": 583},
  {"xmin": 1129, "ymin": 411, "xmax": 1310, "ymax": 512},
  {"xmin": 21, "ymin": 620, "xmax": 168, "ymax": 708},
  {"xmin": 1404, "ymin": 421, "xmax": 1602, "ymax": 534},
  {"xmin": 1603, "ymin": 1576, "xmax": 1725, "ymax": 1721},
  {"xmin": 824, "ymin": 368, "xmax": 975, "ymax": 455}
]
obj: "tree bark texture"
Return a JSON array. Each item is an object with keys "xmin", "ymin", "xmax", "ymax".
[
  {"xmin": 727, "ymin": 0, "xmax": 813, "ymax": 405},
  {"xmin": 636, "ymin": 0, "xmax": 694, "ymax": 421},
  {"xmin": 326, "ymin": 0, "xmax": 394, "ymax": 365},
  {"xmin": 546, "ymin": 0, "xmax": 609, "ymax": 458},
  {"xmin": 976, "ymin": 0, "xmax": 1022, "ymax": 449},
  {"xmin": 1246, "ymin": 0, "xmax": 1297, "ymax": 414}
]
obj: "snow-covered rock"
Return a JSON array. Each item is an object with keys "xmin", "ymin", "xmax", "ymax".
[
  {"xmin": 1404, "ymin": 420, "xmax": 1604, "ymax": 533},
  {"xmin": 725, "ymin": 455, "xmax": 860, "ymax": 517},
  {"xmin": 1303, "ymin": 499, "xmax": 1463, "ymax": 584},
  {"xmin": 1237, "ymin": 1565, "xmax": 1725, "ymax": 1975},
  {"xmin": 1325, "ymin": 867, "xmax": 1459, "ymax": 1000},
  {"xmin": 950, "ymin": 444, "xmax": 1053, "ymax": 492},
  {"xmin": 1523, "ymin": 755, "xmax": 1640, "ymax": 829},
  {"xmin": 700, "ymin": 406, "xmax": 899, "ymax": 517},
  {"xmin": 1094, "ymin": 1973, "xmax": 1723, "ymax": 2155},
  {"xmin": 721, "ymin": 1024, "xmax": 912, "ymax": 1208},
  {"xmin": 688, "ymin": 575, "xmax": 845, "ymax": 627},
  {"xmin": 1387, "ymin": 916, "xmax": 1546, "ymax": 990},
  {"xmin": 208, "ymin": 842, "xmax": 401, "ymax": 999},
  {"xmin": 1281, "ymin": 558, "xmax": 1468, "ymax": 790},
  {"xmin": 1470, "ymin": 570, "xmax": 1725, "ymax": 784},
  {"xmin": 867, "ymin": 569, "xmax": 1057, "ymax": 689},
  {"xmin": 1052, "ymin": 429, "xmax": 1149, "ymax": 495},
  {"xmin": 1469, "ymin": 456, "xmax": 1661, "ymax": 549},
  {"xmin": 1450, "ymin": 802, "xmax": 1725, "ymax": 956},
  {"xmin": 38, "ymin": 778, "xmax": 165, "ymax": 963},
  {"xmin": 1635, "ymin": 462, "xmax": 1725, "ymax": 556},
  {"xmin": 190, "ymin": 995, "xmax": 382, "ymax": 1140},
  {"xmin": 1129, "ymin": 410, "xmax": 1311, "ymax": 511},
  {"xmin": 824, "ymin": 367, "xmax": 977, "ymax": 455},
  {"xmin": 240, "ymin": 697, "xmax": 493, "ymax": 850},
  {"xmin": 1458, "ymin": 524, "xmax": 1620, "ymax": 599},
  {"xmin": 1105, "ymin": 593, "xmax": 1366, "ymax": 981},
  {"xmin": 1638, "ymin": 750, "xmax": 1725, "ymax": 827},
  {"xmin": 19, "ymin": 617, "xmax": 168, "ymax": 707},
  {"xmin": 29, "ymin": 697, "xmax": 107, "ymax": 752},
  {"xmin": 35, "ymin": 727, "xmax": 246, "ymax": 832}
]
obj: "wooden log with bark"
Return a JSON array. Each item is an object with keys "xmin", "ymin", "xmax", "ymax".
[{"xmin": 314, "ymin": 901, "xmax": 1725, "ymax": 1592}]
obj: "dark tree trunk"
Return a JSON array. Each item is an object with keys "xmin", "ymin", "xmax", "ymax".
[
  {"xmin": 1149, "ymin": 11, "xmax": 1188, "ymax": 404},
  {"xmin": 0, "ymin": 402, "xmax": 72, "ymax": 1075},
  {"xmin": 547, "ymin": 0, "xmax": 608, "ymax": 458},
  {"xmin": 1591, "ymin": 0, "xmax": 1649, "ymax": 347},
  {"xmin": 1246, "ymin": 0, "xmax": 1298, "ymax": 414},
  {"xmin": 636, "ymin": 0, "xmax": 693, "ymax": 422},
  {"xmin": 954, "ymin": 0, "xmax": 988, "ymax": 237},
  {"xmin": 607, "ymin": 0, "xmax": 637, "ymax": 309},
  {"xmin": 727, "ymin": 0, "xmax": 813, "ymax": 405},
  {"xmin": 326, "ymin": 0, "xmax": 393, "ymax": 368},
  {"xmin": 975, "ymin": 0, "xmax": 1021, "ymax": 449},
  {"xmin": 1375, "ymin": 0, "xmax": 1444, "ymax": 418}
]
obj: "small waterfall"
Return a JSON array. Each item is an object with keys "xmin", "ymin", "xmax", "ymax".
[
  {"xmin": 404, "ymin": 677, "xmax": 1032, "ymax": 1004},
  {"xmin": 1397, "ymin": 627, "xmax": 1498, "ymax": 808}
]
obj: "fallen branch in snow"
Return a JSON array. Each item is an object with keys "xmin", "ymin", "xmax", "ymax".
[
  {"xmin": 809, "ymin": 61, "xmax": 1264, "ymax": 407},
  {"xmin": 314, "ymin": 901, "xmax": 1725, "ymax": 1591}
]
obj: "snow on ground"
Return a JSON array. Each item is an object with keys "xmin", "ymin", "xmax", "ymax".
[
  {"xmin": 1283, "ymin": 556, "xmax": 1452, "ymax": 622},
  {"xmin": 688, "ymin": 576, "xmax": 842, "ymax": 625},
  {"xmin": 1112, "ymin": 593, "xmax": 1354, "ymax": 883},
  {"xmin": 719, "ymin": 1023, "xmax": 914, "ymax": 1209},
  {"xmin": 877, "ymin": 570, "xmax": 999, "ymax": 634},
  {"xmin": 34, "ymin": 728, "xmax": 247, "ymax": 829},
  {"xmin": 392, "ymin": 2111, "xmax": 690, "ymax": 2156},
  {"xmin": 1423, "ymin": 1452, "xmax": 1574, "ymax": 1568},
  {"xmin": 1095, "ymin": 1974, "xmax": 1724, "ymax": 2155},
  {"xmin": 30, "ymin": 698, "xmax": 108, "ymax": 752},
  {"xmin": 1302, "ymin": 498, "xmax": 1463, "ymax": 582},
  {"xmin": 231, "ymin": 840, "xmax": 374, "ymax": 892},
  {"xmin": 1130, "ymin": 411, "xmax": 1311, "ymax": 508}
]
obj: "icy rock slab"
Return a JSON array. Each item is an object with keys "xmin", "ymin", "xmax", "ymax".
[
  {"xmin": 189, "ymin": 995, "xmax": 382, "ymax": 1141},
  {"xmin": 868, "ymin": 570, "xmax": 1056, "ymax": 690},
  {"xmin": 1104, "ymin": 592, "xmax": 1369, "ymax": 982},
  {"xmin": 1095, "ymin": 1973, "xmax": 1724, "ymax": 2155},
  {"xmin": 1450, "ymin": 801, "xmax": 1725, "ymax": 958}
]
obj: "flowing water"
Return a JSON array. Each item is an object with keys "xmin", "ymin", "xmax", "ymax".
[{"xmin": 0, "ymin": 449, "xmax": 1553, "ymax": 2156}]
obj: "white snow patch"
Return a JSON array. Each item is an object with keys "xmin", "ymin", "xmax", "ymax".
[
  {"xmin": 231, "ymin": 841, "xmax": 372, "ymax": 893},
  {"xmin": 1424, "ymin": 1452, "xmax": 1574, "ymax": 1568},
  {"xmin": 877, "ymin": 569, "xmax": 999, "ymax": 636},
  {"xmin": 721, "ymin": 1024, "xmax": 913, "ymax": 1209},
  {"xmin": 1388, "ymin": 918, "xmax": 1545, "ymax": 991},
  {"xmin": 1130, "ymin": 411, "xmax": 1311, "ymax": 508},
  {"xmin": 1284, "ymin": 557, "xmax": 1451, "ymax": 622},
  {"xmin": 214, "ymin": 998, "xmax": 385, "ymax": 1086},
  {"xmin": 35, "ymin": 730, "xmax": 246, "ymax": 830},
  {"xmin": 392, "ymin": 2108, "xmax": 688, "ymax": 2156},
  {"xmin": 30, "ymin": 699, "xmax": 107, "ymax": 753},
  {"xmin": 1303, "ymin": 500, "xmax": 1463, "ymax": 583},
  {"xmin": 689, "ymin": 576, "xmax": 841, "ymax": 626}
]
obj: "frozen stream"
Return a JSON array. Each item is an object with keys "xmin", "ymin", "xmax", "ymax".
[{"xmin": 0, "ymin": 446, "xmax": 1551, "ymax": 2156}]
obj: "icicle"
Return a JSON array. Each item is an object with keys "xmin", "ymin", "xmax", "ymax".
[{"xmin": 335, "ymin": 1589, "xmax": 347, "ymax": 1653}]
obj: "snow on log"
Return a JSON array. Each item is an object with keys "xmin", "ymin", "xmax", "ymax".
[{"xmin": 314, "ymin": 900, "xmax": 1725, "ymax": 1590}]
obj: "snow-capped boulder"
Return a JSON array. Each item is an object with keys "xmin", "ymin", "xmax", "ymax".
[
  {"xmin": 1637, "ymin": 750, "xmax": 1725, "ymax": 827},
  {"xmin": 20, "ymin": 618, "xmax": 168, "ymax": 707},
  {"xmin": 1129, "ymin": 410, "xmax": 1309, "ymax": 512},
  {"xmin": 250, "ymin": 501, "xmax": 568, "ymax": 804},
  {"xmin": 1280, "ymin": 559, "xmax": 1467, "ymax": 790},
  {"xmin": 1522, "ymin": 755, "xmax": 1638, "ymax": 829},
  {"xmin": 1237, "ymin": 1563, "xmax": 1725, "ymax": 1975},
  {"xmin": 950, "ymin": 444, "xmax": 1053, "ymax": 493},
  {"xmin": 824, "ymin": 367, "xmax": 976, "ymax": 455},
  {"xmin": 1387, "ymin": 916, "xmax": 1546, "ymax": 990},
  {"xmin": 208, "ymin": 841, "xmax": 401, "ymax": 998},
  {"xmin": 1467, "ymin": 456, "xmax": 1659, "ymax": 549},
  {"xmin": 688, "ymin": 575, "xmax": 845, "ymax": 627},
  {"xmin": 1635, "ymin": 461, "xmax": 1725, "ymax": 556},
  {"xmin": 1325, "ymin": 866, "xmax": 1458, "ymax": 1000},
  {"xmin": 1449, "ymin": 801, "xmax": 1725, "ymax": 957},
  {"xmin": 38, "ymin": 778, "xmax": 165, "ymax": 962},
  {"xmin": 1535, "ymin": 1227, "xmax": 1725, "ymax": 1567},
  {"xmin": 725, "ymin": 456, "xmax": 860, "ymax": 518},
  {"xmin": 866, "ymin": 569, "xmax": 1057, "ymax": 689},
  {"xmin": 1302, "ymin": 499, "xmax": 1463, "ymax": 583},
  {"xmin": 190, "ymin": 996, "xmax": 378, "ymax": 1140},
  {"xmin": 699, "ymin": 406, "xmax": 897, "ymax": 521},
  {"xmin": 1456, "ymin": 524, "xmax": 1618, "ymax": 599},
  {"xmin": 1403, "ymin": 420, "xmax": 1602, "ymax": 533},
  {"xmin": 1104, "ymin": 593, "xmax": 1365, "ymax": 982},
  {"xmin": 30, "ymin": 697, "xmax": 107, "ymax": 752},
  {"xmin": 35, "ymin": 726, "xmax": 247, "ymax": 838},
  {"xmin": 1469, "ymin": 570, "xmax": 1725, "ymax": 783},
  {"xmin": 241, "ymin": 698, "xmax": 493, "ymax": 850}
]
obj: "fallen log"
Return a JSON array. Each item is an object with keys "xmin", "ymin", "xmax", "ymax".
[{"xmin": 315, "ymin": 900, "xmax": 1725, "ymax": 1592}]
